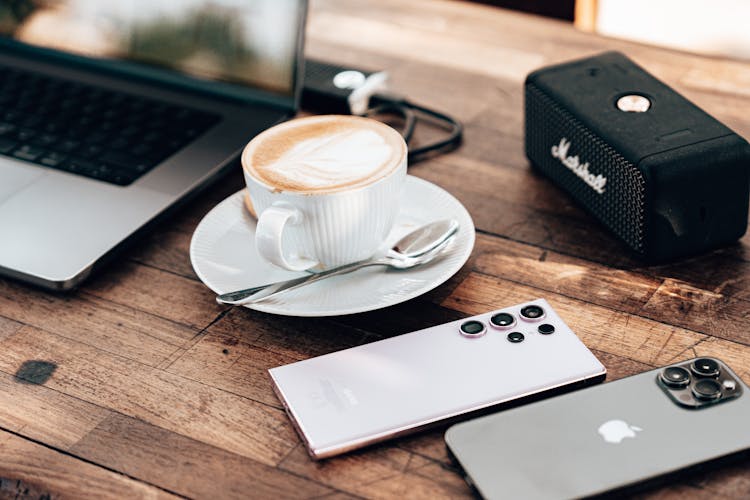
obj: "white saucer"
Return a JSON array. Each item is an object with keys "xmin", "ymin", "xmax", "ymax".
[{"xmin": 190, "ymin": 175, "xmax": 475, "ymax": 317}]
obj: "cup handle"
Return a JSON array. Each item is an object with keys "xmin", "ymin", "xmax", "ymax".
[{"xmin": 255, "ymin": 202, "xmax": 318, "ymax": 272}]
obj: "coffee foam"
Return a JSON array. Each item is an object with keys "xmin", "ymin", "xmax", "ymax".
[{"xmin": 244, "ymin": 116, "xmax": 405, "ymax": 193}]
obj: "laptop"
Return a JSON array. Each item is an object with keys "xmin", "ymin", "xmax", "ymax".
[{"xmin": 0, "ymin": 0, "xmax": 307, "ymax": 290}]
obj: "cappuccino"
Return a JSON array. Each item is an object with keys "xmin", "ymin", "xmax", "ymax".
[
  {"xmin": 241, "ymin": 115, "xmax": 408, "ymax": 272},
  {"xmin": 243, "ymin": 115, "xmax": 405, "ymax": 194}
]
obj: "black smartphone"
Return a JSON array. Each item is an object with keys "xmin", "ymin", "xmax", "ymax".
[{"xmin": 445, "ymin": 357, "xmax": 750, "ymax": 499}]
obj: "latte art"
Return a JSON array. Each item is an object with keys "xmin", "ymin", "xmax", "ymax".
[
  {"xmin": 244, "ymin": 115, "xmax": 405, "ymax": 194},
  {"xmin": 262, "ymin": 129, "xmax": 392, "ymax": 189}
]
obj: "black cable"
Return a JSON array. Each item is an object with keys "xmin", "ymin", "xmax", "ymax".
[
  {"xmin": 369, "ymin": 95, "xmax": 463, "ymax": 164},
  {"xmin": 365, "ymin": 102, "xmax": 418, "ymax": 143}
]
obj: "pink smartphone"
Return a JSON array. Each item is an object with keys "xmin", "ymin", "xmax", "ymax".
[{"xmin": 269, "ymin": 299, "xmax": 606, "ymax": 459}]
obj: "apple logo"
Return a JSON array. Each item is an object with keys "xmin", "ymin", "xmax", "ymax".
[{"xmin": 598, "ymin": 419, "xmax": 642, "ymax": 444}]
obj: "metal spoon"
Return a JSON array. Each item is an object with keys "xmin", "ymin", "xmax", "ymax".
[{"xmin": 216, "ymin": 219, "xmax": 459, "ymax": 306}]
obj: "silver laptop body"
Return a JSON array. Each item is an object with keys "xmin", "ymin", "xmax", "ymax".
[{"xmin": 0, "ymin": 0, "xmax": 307, "ymax": 289}]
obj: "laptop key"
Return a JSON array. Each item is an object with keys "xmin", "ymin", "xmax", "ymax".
[
  {"xmin": 16, "ymin": 128, "xmax": 36, "ymax": 142},
  {"xmin": 99, "ymin": 150, "xmax": 144, "ymax": 170},
  {"xmin": 110, "ymin": 137, "xmax": 130, "ymax": 149},
  {"xmin": 110, "ymin": 173, "xmax": 137, "ymax": 186},
  {"xmin": 79, "ymin": 144, "xmax": 104, "ymax": 159},
  {"xmin": 12, "ymin": 144, "xmax": 45, "ymax": 162},
  {"xmin": 87, "ymin": 132, "xmax": 108, "ymax": 144},
  {"xmin": 31, "ymin": 133, "xmax": 58, "ymax": 147},
  {"xmin": 132, "ymin": 144, "xmax": 152, "ymax": 157},
  {"xmin": 58, "ymin": 140, "xmax": 80, "ymax": 153},
  {"xmin": 20, "ymin": 115, "xmax": 43, "ymax": 128},
  {"xmin": 43, "ymin": 122, "xmax": 63, "ymax": 134},
  {"xmin": 64, "ymin": 157, "xmax": 98, "ymax": 174},
  {"xmin": 0, "ymin": 137, "xmax": 18, "ymax": 153},
  {"xmin": 39, "ymin": 152, "xmax": 67, "ymax": 167},
  {"xmin": 0, "ymin": 122, "xmax": 16, "ymax": 135}
]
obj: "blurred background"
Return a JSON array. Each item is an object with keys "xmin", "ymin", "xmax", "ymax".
[{"xmin": 472, "ymin": 0, "xmax": 750, "ymax": 61}]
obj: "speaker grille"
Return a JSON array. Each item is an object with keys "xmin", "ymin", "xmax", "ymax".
[{"xmin": 525, "ymin": 82, "xmax": 647, "ymax": 252}]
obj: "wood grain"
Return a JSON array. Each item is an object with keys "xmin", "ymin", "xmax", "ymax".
[
  {"xmin": 0, "ymin": 428, "xmax": 176, "ymax": 499},
  {"xmin": 0, "ymin": 371, "xmax": 110, "ymax": 450},
  {"xmin": 69, "ymin": 414, "xmax": 333, "ymax": 499},
  {"xmin": 0, "ymin": 0, "xmax": 748, "ymax": 497},
  {"xmin": 165, "ymin": 328, "xmax": 299, "ymax": 408},
  {"xmin": 0, "ymin": 326, "xmax": 297, "ymax": 467},
  {"xmin": 278, "ymin": 444, "xmax": 471, "ymax": 499},
  {"xmin": 0, "ymin": 280, "xmax": 192, "ymax": 367}
]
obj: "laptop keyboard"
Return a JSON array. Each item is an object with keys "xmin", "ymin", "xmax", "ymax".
[{"xmin": 0, "ymin": 65, "xmax": 221, "ymax": 186}]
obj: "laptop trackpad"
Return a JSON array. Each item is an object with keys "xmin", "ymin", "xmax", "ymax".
[{"xmin": 0, "ymin": 160, "xmax": 44, "ymax": 205}]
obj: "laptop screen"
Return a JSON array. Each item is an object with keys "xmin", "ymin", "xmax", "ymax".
[{"xmin": 0, "ymin": 0, "xmax": 304, "ymax": 99}]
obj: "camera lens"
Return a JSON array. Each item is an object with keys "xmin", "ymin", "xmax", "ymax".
[
  {"xmin": 538, "ymin": 324, "xmax": 555, "ymax": 335},
  {"xmin": 520, "ymin": 305, "xmax": 545, "ymax": 321},
  {"xmin": 490, "ymin": 312, "xmax": 515, "ymax": 329},
  {"xmin": 692, "ymin": 379, "xmax": 722, "ymax": 401},
  {"xmin": 507, "ymin": 332, "xmax": 525, "ymax": 343},
  {"xmin": 660, "ymin": 367, "xmax": 690, "ymax": 388},
  {"xmin": 691, "ymin": 358, "xmax": 720, "ymax": 378},
  {"xmin": 460, "ymin": 320, "xmax": 486, "ymax": 337}
]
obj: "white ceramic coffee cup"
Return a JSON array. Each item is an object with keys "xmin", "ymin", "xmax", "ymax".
[{"xmin": 241, "ymin": 115, "xmax": 407, "ymax": 272}]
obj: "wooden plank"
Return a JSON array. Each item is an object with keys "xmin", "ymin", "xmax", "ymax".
[
  {"xmin": 206, "ymin": 307, "xmax": 380, "ymax": 361},
  {"xmin": 471, "ymin": 233, "xmax": 750, "ymax": 346},
  {"xmin": 0, "ymin": 326, "xmax": 296, "ymax": 467},
  {"xmin": 83, "ymin": 262, "xmax": 226, "ymax": 331},
  {"xmin": 307, "ymin": 10, "xmax": 546, "ymax": 82},
  {"xmin": 638, "ymin": 484, "xmax": 719, "ymax": 500},
  {"xmin": 0, "ymin": 280, "xmax": 192, "ymax": 367},
  {"xmin": 442, "ymin": 272, "xmax": 750, "ymax": 384},
  {"xmin": 0, "ymin": 371, "xmax": 110, "ymax": 450},
  {"xmin": 70, "ymin": 414, "xmax": 333, "ymax": 499},
  {"xmin": 0, "ymin": 428, "xmax": 176, "ymax": 499},
  {"xmin": 681, "ymin": 61, "xmax": 750, "ymax": 99},
  {"xmin": 0, "ymin": 316, "xmax": 22, "ymax": 343},
  {"xmin": 682, "ymin": 460, "xmax": 750, "ymax": 499},
  {"xmin": 354, "ymin": 455, "xmax": 470, "ymax": 499},
  {"xmin": 332, "ymin": 301, "xmax": 467, "ymax": 343},
  {"xmin": 129, "ymin": 229, "xmax": 196, "ymax": 281},
  {"xmin": 314, "ymin": 493, "xmax": 361, "ymax": 500},
  {"xmin": 278, "ymin": 444, "xmax": 470, "ymax": 499},
  {"xmin": 165, "ymin": 329, "xmax": 299, "ymax": 409}
]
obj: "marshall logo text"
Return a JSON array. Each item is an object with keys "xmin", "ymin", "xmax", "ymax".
[{"xmin": 550, "ymin": 138, "xmax": 607, "ymax": 195}]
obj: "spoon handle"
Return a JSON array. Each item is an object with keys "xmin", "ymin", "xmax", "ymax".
[{"xmin": 215, "ymin": 259, "xmax": 384, "ymax": 306}]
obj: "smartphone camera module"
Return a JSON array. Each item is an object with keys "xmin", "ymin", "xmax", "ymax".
[
  {"xmin": 490, "ymin": 312, "xmax": 515, "ymax": 329},
  {"xmin": 460, "ymin": 320, "xmax": 486, "ymax": 338},
  {"xmin": 657, "ymin": 358, "xmax": 742, "ymax": 409},
  {"xmin": 520, "ymin": 305, "xmax": 545, "ymax": 321},
  {"xmin": 507, "ymin": 332, "xmax": 525, "ymax": 343},
  {"xmin": 660, "ymin": 367, "xmax": 690, "ymax": 388},
  {"xmin": 538, "ymin": 324, "xmax": 555, "ymax": 335},
  {"xmin": 691, "ymin": 358, "xmax": 720, "ymax": 378},
  {"xmin": 692, "ymin": 379, "xmax": 722, "ymax": 401}
]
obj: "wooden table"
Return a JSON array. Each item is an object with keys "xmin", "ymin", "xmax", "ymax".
[{"xmin": 1, "ymin": 0, "xmax": 749, "ymax": 498}]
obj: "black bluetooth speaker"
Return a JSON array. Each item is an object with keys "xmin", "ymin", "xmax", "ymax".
[{"xmin": 524, "ymin": 52, "xmax": 750, "ymax": 262}]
